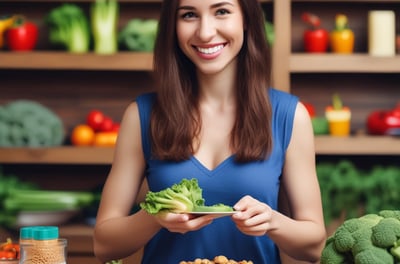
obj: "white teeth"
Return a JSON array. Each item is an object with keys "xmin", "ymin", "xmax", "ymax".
[{"xmin": 197, "ymin": 45, "xmax": 224, "ymax": 54}]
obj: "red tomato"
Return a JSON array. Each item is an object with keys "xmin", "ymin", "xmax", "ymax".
[
  {"xmin": 6, "ymin": 18, "xmax": 38, "ymax": 51},
  {"xmin": 304, "ymin": 29, "xmax": 329, "ymax": 53},
  {"xmin": 99, "ymin": 116, "xmax": 114, "ymax": 132},
  {"xmin": 86, "ymin": 110, "xmax": 105, "ymax": 131}
]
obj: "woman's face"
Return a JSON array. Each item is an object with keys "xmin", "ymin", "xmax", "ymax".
[{"xmin": 176, "ymin": 0, "xmax": 244, "ymax": 76}]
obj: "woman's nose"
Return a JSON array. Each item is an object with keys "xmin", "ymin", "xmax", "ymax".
[{"xmin": 197, "ymin": 17, "xmax": 216, "ymax": 41}]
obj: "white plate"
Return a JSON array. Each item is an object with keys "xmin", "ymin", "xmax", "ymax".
[{"xmin": 188, "ymin": 211, "xmax": 238, "ymax": 218}]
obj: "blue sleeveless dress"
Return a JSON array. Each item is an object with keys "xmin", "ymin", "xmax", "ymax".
[{"xmin": 136, "ymin": 88, "xmax": 298, "ymax": 264}]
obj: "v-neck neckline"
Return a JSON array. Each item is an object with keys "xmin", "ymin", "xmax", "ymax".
[{"xmin": 190, "ymin": 155, "xmax": 235, "ymax": 176}]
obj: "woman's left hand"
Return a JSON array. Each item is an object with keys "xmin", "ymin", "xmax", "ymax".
[{"xmin": 231, "ymin": 195, "xmax": 274, "ymax": 236}]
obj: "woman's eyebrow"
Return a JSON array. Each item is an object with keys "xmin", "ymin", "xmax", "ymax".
[{"xmin": 177, "ymin": 1, "xmax": 234, "ymax": 11}]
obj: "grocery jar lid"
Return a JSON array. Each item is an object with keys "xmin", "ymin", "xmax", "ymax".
[
  {"xmin": 20, "ymin": 226, "xmax": 35, "ymax": 239},
  {"xmin": 32, "ymin": 226, "xmax": 59, "ymax": 240}
]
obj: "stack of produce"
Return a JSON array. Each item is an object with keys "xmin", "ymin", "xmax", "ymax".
[{"xmin": 70, "ymin": 109, "xmax": 120, "ymax": 147}]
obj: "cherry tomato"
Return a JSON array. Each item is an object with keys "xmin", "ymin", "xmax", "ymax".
[
  {"xmin": 6, "ymin": 16, "xmax": 38, "ymax": 51},
  {"xmin": 99, "ymin": 116, "xmax": 114, "ymax": 132},
  {"xmin": 86, "ymin": 110, "xmax": 105, "ymax": 131}
]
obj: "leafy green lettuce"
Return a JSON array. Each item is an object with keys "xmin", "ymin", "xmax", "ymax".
[{"xmin": 140, "ymin": 178, "xmax": 233, "ymax": 214}]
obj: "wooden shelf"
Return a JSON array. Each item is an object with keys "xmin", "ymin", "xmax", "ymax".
[
  {"xmin": 290, "ymin": 54, "xmax": 400, "ymax": 73},
  {"xmin": 0, "ymin": 147, "xmax": 115, "ymax": 164},
  {"xmin": 314, "ymin": 135, "xmax": 400, "ymax": 155},
  {"xmin": 0, "ymin": 52, "xmax": 154, "ymax": 71},
  {"xmin": 0, "ymin": 136, "xmax": 399, "ymax": 165}
]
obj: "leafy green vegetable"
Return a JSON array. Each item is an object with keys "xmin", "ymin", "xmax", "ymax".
[
  {"xmin": 118, "ymin": 18, "xmax": 158, "ymax": 52},
  {"xmin": 0, "ymin": 100, "xmax": 65, "ymax": 147},
  {"xmin": 140, "ymin": 178, "xmax": 233, "ymax": 214},
  {"xmin": 91, "ymin": 0, "xmax": 119, "ymax": 54},
  {"xmin": 45, "ymin": 3, "xmax": 90, "ymax": 53}
]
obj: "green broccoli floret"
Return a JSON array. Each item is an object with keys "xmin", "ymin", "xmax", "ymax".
[
  {"xmin": 333, "ymin": 214, "xmax": 382, "ymax": 253},
  {"xmin": 371, "ymin": 217, "xmax": 400, "ymax": 248},
  {"xmin": 320, "ymin": 236, "xmax": 347, "ymax": 263},
  {"xmin": 45, "ymin": 3, "xmax": 90, "ymax": 53},
  {"xmin": 140, "ymin": 178, "xmax": 233, "ymax": 215},
  {"xmin": 379, "ymin": 210, "xmax": 400, "ymax": 221},
  {"xmin": 355, "ymin": 246, "xmax": 394, "ymax": 264}
]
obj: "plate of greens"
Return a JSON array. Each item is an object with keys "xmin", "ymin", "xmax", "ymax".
[{"xmin": 140, "ymin": 178, "xmax": 235, "ymax": 217}]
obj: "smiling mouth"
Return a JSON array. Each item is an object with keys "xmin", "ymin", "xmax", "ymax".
[{"xmin": 196, "ymin": 44, "xmax": 225, "ymax": 55}]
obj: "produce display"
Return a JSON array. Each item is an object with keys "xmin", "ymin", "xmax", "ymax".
[
  {"xmin": 321, "ymin": 210, "xmax": 400, "ymax": 264},
  {"xmin": 180, "ymin": 255, "xmax": 253, "ymax": 264},
  {"xmin": 140, "ymin": 178, "xmax": 234, "ymax": 214},
  {"xmin": 70, "ymin": 109, "xmax": 120, "ymax": 147},
  {"xmin": 330, "ymin": 14, "xmax": 354, "ymax": 53},
  {"xmin": 0, "ymin": 100, "xmax": 64, "ymax": 147}
]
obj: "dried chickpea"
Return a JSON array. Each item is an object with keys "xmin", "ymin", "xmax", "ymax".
[{"xmin": 214, "ymin": 255, "xmax": 229, "ymax": 263}]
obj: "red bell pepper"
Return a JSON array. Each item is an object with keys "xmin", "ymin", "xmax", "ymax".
[
  {"xmin": 302, "ymin": 12, "xmax": 329, "ymax": 53},
  {"xmin": 6, "ymin": 15, "xmax": 38, "ymax": 51},
  {"xmin": 367, "ymin": 103, "xmax": 400, "ymax": 136}
]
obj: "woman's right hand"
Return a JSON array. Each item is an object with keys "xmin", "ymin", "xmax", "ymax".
[{"xmin": 154, "ymin": 212, "xmax": 215, "ymax": 234}]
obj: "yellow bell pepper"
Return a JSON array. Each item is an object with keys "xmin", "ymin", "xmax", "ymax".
[
  {"xmin": 0, "ymin": 15, "xmax": 15, "ymax": 48},
  {"xmin": 330, "ymin": 14, "xmax": 354, "ymax": 53}
]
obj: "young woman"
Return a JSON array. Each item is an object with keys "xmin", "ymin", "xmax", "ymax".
[{"xmin": 93, "ymin": 0, "xmax": 326, "ymax": 263}]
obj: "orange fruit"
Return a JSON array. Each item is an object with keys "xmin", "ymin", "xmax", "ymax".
[
  {"xmin": 93, "ymin": 132, "xmax": 118, "ymax": 147},
  {"xmin": 71, "ymin": 124, "xmax": 95, "ymax": 146}
]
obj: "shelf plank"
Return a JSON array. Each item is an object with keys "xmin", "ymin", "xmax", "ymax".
[
  {"xmin": 0, "ymin": 147, "xmax": 114, "ymax": 164},
  {"xmin": 0, "ymin": 136, "xmax": 399, "ymax": 165},
  {"xmin": 0, "ymin": 52, "xmax": 154, "ymax": 71},
  {"xmin": 315, "ymin": 135, "xmax": 400, "ymax": 155},
  {"xmin": 290, "ymin": 53, "xmax": 400, "ymax": 73}
]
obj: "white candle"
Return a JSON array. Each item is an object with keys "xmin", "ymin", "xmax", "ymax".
[{"xmin": 368, "ymin": 10, "xmax": 396, "ymax": 56}]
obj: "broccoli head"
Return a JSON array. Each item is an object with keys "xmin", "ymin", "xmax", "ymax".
[
  {"xmin": 321, "ymin": 210, "xmax": 400, "ymax": 264},
  {"xmin": 0, "ymin": 100, "xmax": 64, "ymax": 147}
]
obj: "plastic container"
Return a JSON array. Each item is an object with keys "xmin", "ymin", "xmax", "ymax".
[{"xmin": 19, "ymin": 226, "xmax": 67, "ymax": 264}]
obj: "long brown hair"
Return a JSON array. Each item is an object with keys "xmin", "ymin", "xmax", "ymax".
[{"xmin": 151, "ymin": 0, "xmax": 272, "ymax": 162}]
